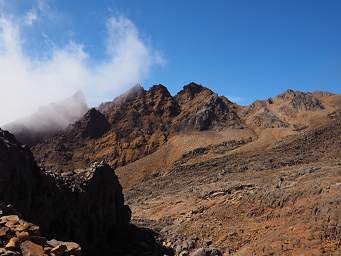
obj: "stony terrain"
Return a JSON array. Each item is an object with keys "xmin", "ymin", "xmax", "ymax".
[
  {"xmin": 126, "ymin": 120, "xmax": 341, "ymax": 255},
  {"xmin": 0, "ymin": 203, "xmax": 81, "ymax": 256},
  {"xmin": 3, "ymin": 83, "xmax": 341, "ymax": 255}
]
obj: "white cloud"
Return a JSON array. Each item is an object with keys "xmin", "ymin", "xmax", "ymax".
[
  {"xmin": 24, "ymin": 9, "xmax": 38, "ymax": 26},
  {"xmin": 0, "ymin": 8, "xmax": 163, "ymax": 125}
]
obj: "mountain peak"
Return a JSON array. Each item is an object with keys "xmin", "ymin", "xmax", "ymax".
[
  {"xmin": 114, "ymin": 84, "xmax": 145, "ymax": 103},
  {"xmin": 175, "ymin": 82, "xmax": 213, "ymax": 105},
  {"xmin": 70, "ymin": 108, "xmax": 110, "ymax": 139},
  {"xmin": 148, "ymin": 84, "xmax": 171, "ymax": 97},
  {"xmin": 276, "ymin": 89, "xmax": 324, "ymax": 112},
  {"xmin": 98, "ymin": 84, "xmax": 145, "ymax": 114},
  {"xmin": 182, "ymin": 82, "xmax": 210, "ymax": 94}
]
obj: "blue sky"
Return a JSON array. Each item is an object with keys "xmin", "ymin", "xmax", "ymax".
[
  {"xmin": 0, "ymin": 0, "xmax": 340, "ymax": 123},
  {"xmin": 44, "ymin": 0, "xmax": 341, "ymax": 102}
]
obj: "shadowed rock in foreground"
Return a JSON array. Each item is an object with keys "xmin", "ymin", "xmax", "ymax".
[{"xmin": 0, "ymin": 129, "xmax": 169, "ymax": 255}]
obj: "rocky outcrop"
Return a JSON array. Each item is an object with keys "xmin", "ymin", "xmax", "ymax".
[
  {"xmin": 98, "ymin": 84, "xmax": 146, "ymax": 113},
  {"xmin": 0, "ymin": 129, "xmax": 131, "ymax": 255},
  {"xmin": 33, "ymin": 163, "xmax": 131, "ymax": 255},
  {"xmin": 239, "ymin": 89, "xmax": 329, "ymax": 129},
  {"xmin": 68, "ymin": 108, "xmax": 110, "ymax": 139},
  {"xmin": 276, "ymin": 89, "xmax": 324, "ymax": 113},
  {"xmin": 173, "ymin": 93, "xmax": 242, "ymax": 131},
  {"xmin": 240, "ymin": 101, "xmax": 289, "ymax": 128},
  {"xmin": 173, "ymin": 82, "xmax": 242, "ymax": 131}
]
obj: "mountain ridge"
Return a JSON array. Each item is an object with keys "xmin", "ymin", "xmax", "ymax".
[{"xmin": 27, "ymin": 83, "xmax": 340, "ymax": 175}]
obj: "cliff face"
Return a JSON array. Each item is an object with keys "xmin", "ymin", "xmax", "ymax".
[{"xmin": 0, "ymin": 129, "xmax": 131, "ymax": 255}]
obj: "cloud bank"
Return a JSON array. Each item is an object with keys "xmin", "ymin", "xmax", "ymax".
[{"xmin": 0, "ymin": 4, "xmax": 163, "ymax": 125}]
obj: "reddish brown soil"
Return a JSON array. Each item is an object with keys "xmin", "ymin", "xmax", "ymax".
[{"xmin": 125, "ymin": 120, "xmax": 341, "ymax": 255}]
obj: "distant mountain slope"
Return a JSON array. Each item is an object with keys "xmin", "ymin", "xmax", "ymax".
[
  {"xmin": 3, "ymin": 91, "xmax": 88, "ymax": 145},
  {"xmin": 239, "ymin": 89, "xmax": 332, "ymax": 130},
  {"xmin": 31, "ymin": 83, "xmax": 340, "ymax": 176}
]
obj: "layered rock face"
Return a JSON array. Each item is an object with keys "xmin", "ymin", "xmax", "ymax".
[{"xmin": 0, "ymin": 129, "xmax": 131, "ymax": 255}]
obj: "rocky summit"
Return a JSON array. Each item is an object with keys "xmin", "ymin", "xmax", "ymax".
[{"xmin": 1, "ymin": 82, "xmax": 341, "ymax": 255}]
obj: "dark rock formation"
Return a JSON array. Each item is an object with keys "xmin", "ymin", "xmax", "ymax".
[
  {"xmin": 0, "ymin": 129, "xmax": 132, "ymax": 255},
  {"xmin": 172, "ymin": 82, "xmax": 243, "ymax": 131},
  {"xmin": 68, "ymin": 108, "xmax": 110, "ymax": 139},
  {"xmin": 0, "ymin": 129, "xmax": 37, "ymax": 214},
  {"xmin": 33, "ymin": 163, "xmax": 131, "ymax": 255}
]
